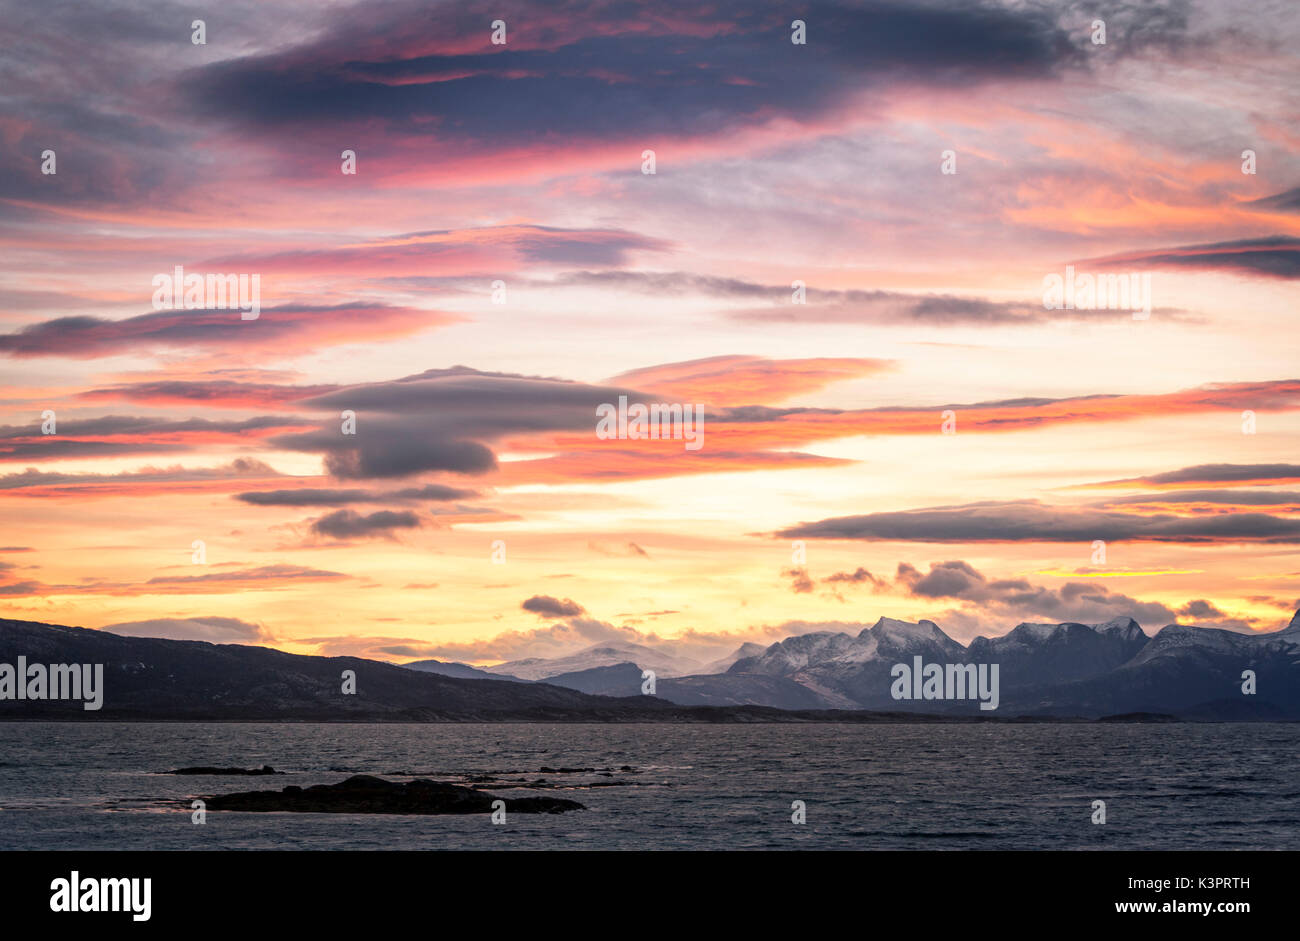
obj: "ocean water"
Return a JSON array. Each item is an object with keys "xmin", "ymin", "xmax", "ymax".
[{"xmin": 0, "ymin": 721, "xmax": 1295, "ymax": 850}]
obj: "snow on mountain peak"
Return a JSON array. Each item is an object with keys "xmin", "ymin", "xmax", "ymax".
[
  {"xmin": 1091, "ymin": 616, "xmax": 1145, "ymax": 639},
  {"xmin": 699, "ymin": 642, "xmax": 767, "ymax": 675},
  {"xmin": 869, "ymin": 617, "xmax": 938, "ymax": 639},
  {"xmin": 488, "ymin": 640, "xmax": 700, "ymax": 679},
  {"xmin": 999, "ymin": 618, "xmax": 1145, "ymax": 645},
  {"xmin": 1140, "ymin": 623, "xmax": 1252, "ymax": 655},
  {"xmin": 1011, "ymin": 622, "xmax": 1066, "ymax": 640},
  {"xmin": 866, "ymin": 617, "xmax": 963, "ymax": 659},
  {"xmin": 1283, "ymin": 610, "xmax": 1300, "ymax": 634}
]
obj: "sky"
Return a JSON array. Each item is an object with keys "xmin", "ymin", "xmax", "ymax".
[{"xmin": 1, "ymin": 0, "xmax": 1297, "ymax": 666}]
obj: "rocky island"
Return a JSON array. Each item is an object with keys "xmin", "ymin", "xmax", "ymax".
[{"xmin": 203, "ymin": 774, "xmax": 585, "ymax": 815}]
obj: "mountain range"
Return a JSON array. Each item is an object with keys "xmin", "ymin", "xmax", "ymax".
[
  {"xmin": 2, "ymin": 611, "xmax": 1297, "ymax": 720},
  {"xmin": 449, "ymin": 612, "xmax": 1300, "ymax": 718},
  {"xmin": 482, "ymin": 642, "xmax": 706, "ymax": 680}
]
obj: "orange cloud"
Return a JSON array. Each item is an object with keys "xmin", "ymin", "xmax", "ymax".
[
  {"xmin": 522, "ymin": 379, "xmax": 1300, "ymax": 461},
  {"xmin": 608, "ymin": 355, "xmax": 894, "ymax": 406}
]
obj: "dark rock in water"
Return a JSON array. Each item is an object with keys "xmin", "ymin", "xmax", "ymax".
[
  {"xmin": 166, "ymin": 765, "xmax": 283, "ymax": 775},
  {"xmin": 205, "ymin": 774, "xmax": 584, "ymax": 814}
]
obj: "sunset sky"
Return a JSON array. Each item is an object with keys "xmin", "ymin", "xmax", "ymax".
[{"xmin": 1, "ymin": 0, "xmax": 1297, "ymax": 667}]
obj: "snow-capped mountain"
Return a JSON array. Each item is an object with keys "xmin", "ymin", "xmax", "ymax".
[
  {"xmin": 697, "ymin": 642, "xmax": 768, "ymax": 675},
  {"xmin": 728, "ymin": 631, "xmax": 866, "ymax": 676},
  {"xmin": 870, "ymin": 616, "xmax": 966, "ymax": 661},
  {"xmin": 402, "ymin": 658, "xmax": 525, "ymax": 681},
  {"xmin": 485, "ymin": 641, "xmax": 702, "ymax": 680},
  {"xmin": 719, "ymin": 612, "xmax": 1300, "ymax": 716},
  {"xmin": 1282, "ymin": 609, "xmax": 1300, "ymax": 634},
  {"xmin": 537, "ymin": 661, "xmax": 856, "ymax": 709},
  {"xmin": 966, "ymin": 617, "xmax": 1148, "ymax": 689},
  {"xmin": 1008, "ymin": 619, "xmax": 1300, "ymax": 717},
  {"xmin": 725, "ymin": 616, "xmax": 966, "ymax": 709},
  {"xmin": 449, "ymin": 609, "xmax": 1300, "ymax": 718}
]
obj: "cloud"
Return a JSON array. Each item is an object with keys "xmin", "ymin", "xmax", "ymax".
[
  {"xmin": 271, "ymin": 366, "xmax": 641, "ymax": 479},
  {"xmin": 322, "ymin": 438, "xmax": 497, "ymax": 479},
  {"xmin": 1082, "ymin": 463, "xmax": 1300, "ymax": 489},
  {"xmin": 608, "ymin": 355, "xmax": 894, "ymax": 406},
  {"xmin": 891, "ymin": 559, "xmax": 1180, "ymax": 634},
  {"xmin": 269, "ymin": 366, "xmax": 619, "ymax": 477},
  {"xmin": 521, "ymin": 595, "xmax": 586, "ymax": 618},
  {"xmin": 782, "ymin": 565, "xmax": 885, "ymax": 602},
  {"xmin": 781, "ymin": 567, "xmax": 815, "ymax": 594},
  {"xmin": 237, "ymin": 488, "xmax": 389, "ymax": 507},
  {"xmin": 529, "ymin": 378, "xmax": 1300, "ymax": 464},
  {"xmin": 0, "ymin": 563, "xmax": 353, "ymax": 599},
  {"xmin": 1245, "ymin": 186, "xmax": 1300, "ymax": 214},
  {"xmin": 181, "ymin": 0, "xmax": 1080, "ymax": 165},
  {"xmin": 1096, "ymin": 489, "xmax": 1300, "ymax": 508},
  {"xmin": 0, "ymin": 581, "xmax": 42, "ymax": 596},
  {"xmin": 308, "ymin": 508, "xmax": 422, "ymax": 539},
  {"xmin": 295, "ymin": 619, "xmax": 790, "ymax": 664},
  {"xmin": 293, "ymin": 633, "xmax": 455, "ymax": 660},
  {"xmin": 897, "ymin": 560, "xmax": 990, "ymax": 598},
  {"xmin": 547, "ymin": 270, "xmax": 782, "ymax": 298},
  {"xmin": 1178, "ymin": 599, "xmax": 1224, "ymax": 619},
  {"xmin": 213, "ymin": 225, "xmax": 669, "ymax": 276},
  {"xmin": 1084, "ymin": 235, "xmax": 1300, "ymax": 279},
  {"xmin": 402, "ymin": 613, "xmax": 817, "ymax": 666},
  {"xmin": 417, "ymin": 615, "xmax": 640, "ymax": 663},
  {"xmin": 0, "ymin": 459, "xmax": 280, "ymax": 495},
  {"xmin": 393, "ymin": 483, "xmax": 483, "ymax": 501},
  {"xmin": 78, "ymin": 379, "xmax": 340, "ymax": 408},
  {"xmin": 586, "ymin": 540, "xmax": 651, "ymax": 558},
  {"xmin": 0, "ymin": 415, "xmax": 305, "ymax": 462},
  {"xmin": 781, "ymin": 499, "xmax": 1300, "ymax": 544},
  {"xmin": 550, "ymin": 272, "xmax": 1180, "ymax": 327},
  {"xmin": 236, "ymin": 483, "xmax": 479, "ymax": 506},
  {"xmin": 50, "ymin": 367, "xmax": 1298, "ymax": 491},
  {"xmin": 497, "ymin": 447, "xmax": 851, "ymax": 485},
  {"xmin": 141, "ymin": 564, "xmax": 350, "ymax": 592},
  {"xmin": 286, "ymin": 370, "xmax": 1300, "ymax": 486},
  {"xmin": 0, "ymin": 303, "xmax": 453, "ymax": 359},
  {"xmin": 1090, "ymin": 490, "xmax": 1300, "ymax": 515},
  {"xmin": 101, "ymin": 615, "xmax": 272, "ymax": 643},
  {"xmin": 823, "ymin": 567, "xmax": 886, "ymax": 587},
  {"xmin": 730, "ymin": 289, "xmax": 1180, "ymax": 326}
]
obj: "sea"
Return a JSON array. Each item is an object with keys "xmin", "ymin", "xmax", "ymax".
[{"xmin": 1, "ymin": 721, "xmax": 1295, "ymax": 850}]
